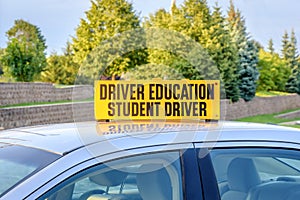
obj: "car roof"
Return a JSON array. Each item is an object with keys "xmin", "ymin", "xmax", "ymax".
[{"xmin": 0, "ymin": 121, "xmax": 299, "ymax": 155}]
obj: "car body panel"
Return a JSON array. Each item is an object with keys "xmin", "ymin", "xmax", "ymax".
[
  {"xmin": 1, "ymin": 121, "xmax": 300, "ymax": 155},
  {"xmin": 1, "ymin": 121, "xmax": 300, "ymax": 199}
]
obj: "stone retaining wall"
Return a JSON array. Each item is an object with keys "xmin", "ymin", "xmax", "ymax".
[
  {"xmin": 0, "ymin": 102, "xmax": 94, "ymax": 129},
  {"xmin": 223, "ymin": 94, "xmax": 300, "ymax": 120},
  {"xmin": 0, "ymin": 94, "xmax": 300, "ymax": 130},
  {"xmin": 0, "ymin": 83, "xmax": 93, "ymax": 106}
]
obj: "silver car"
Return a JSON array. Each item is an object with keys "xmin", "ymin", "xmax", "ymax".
[{"xmin": 1, "ymin": 121, "xmax": 300, "ymax": 200}]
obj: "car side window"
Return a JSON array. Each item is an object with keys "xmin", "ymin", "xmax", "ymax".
[
  {"xmin": 210, "ymin": 148, "xmax": 300, "ymax": 200},
  {"xmin": 39, "ymin": 151, "xmax": 183, "ymax": 200}
]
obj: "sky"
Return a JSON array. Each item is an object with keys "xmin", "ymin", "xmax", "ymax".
[{"xmin": 0, "ymin": 0, "xmax": 299, "ymax": 55}]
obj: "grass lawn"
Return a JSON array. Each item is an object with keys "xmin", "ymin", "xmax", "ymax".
[
  {"xmin": 54, "ymin": 84, "xmax": 77, "ymax": 88},
  {"xmin": 0, "ymin": 98, "xmax": 93, "ymax": 109},
  {"xmin": 236, "ymin": 108, "xmax": 300, "ymax": 128}
]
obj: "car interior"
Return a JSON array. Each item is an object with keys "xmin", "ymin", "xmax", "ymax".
[
  {"xmin": 211, "ymin": 149, "xmax": 300, "ymax": 200},
  {"xmin": 43, "ymin": 153, "xmax": 182, "ymax": 200}
]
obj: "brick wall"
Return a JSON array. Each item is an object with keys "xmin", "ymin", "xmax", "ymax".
[
  {"xmin": 0, "ymin": 102, "xmax": 94, "ymax": 129},
  {"xmin": 0, "ymin": 83, "xmax": 93, "ymax": 106},
  {"xmin": 0, "ymin": 94, "xmax": 300, "ymax": 130},
  {"xmin": 223, "ymin": 94, "xmax": 300, "ymax": 120}
]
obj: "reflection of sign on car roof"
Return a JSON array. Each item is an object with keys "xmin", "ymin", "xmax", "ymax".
[
  {"xmin": 94, "ymin": 80, "xmax": 220, "ymax": 120},
  {"xmin": 96, "ymin": 121, "xmax": 219, "ymax": 135}
]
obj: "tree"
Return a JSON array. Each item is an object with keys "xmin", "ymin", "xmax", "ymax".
[
  {"xmin": 227, "ymin": 0, "xmax": 247, "ymax": 49},
  {"xmin": 268, "ymin": 39, "xmax": 275, "ymax": 54},
  {"xmin": 206, "ymin": 4, "xmax": 240, "ymax": 102},
  {"xmin": 42, "ymin": 42, "xmax": 79, "ymax": 85},
  {"xmin": 283, "ymin": 29, "xmax": 300, "ymax": 93},
  {"xmin": 143, "ymin": 3, "xmax": 219, "ymax": 81},
  {"xmin": 41, "ymin": 53, "xmax": 66, "ymax": 84},
  {"xmin": 182, "ymin": 0, "xmax": 212, "ymax": 46},
  {"xmin": 143, "ymin": 9, "xmax": 174, "ymax": 73},
  {"xmin": 285, "ymin": 64, "xmax": 300, "ymax": 94},
  {"xmin": 227, "ymin": 1, "xmax": 259, "ymax": 101},
  {"xmin": 124, "ymin": 63, "xmax": 183, "ymax": 80},
  {"xmin": 257, "ymin": 49, "xmax": 290, "ymax": 92},
  {"xmin": 238, "ymin": 40, "xmax": 259, "ymax": 101},
  {"xmin": 158, "ymin": 0, "xmax": 239, "ymax": 101},
  {"xmin": 1, "ymin": 19, "xmax": 47, "ymax": 82},
  {"xmin": 0, "ymin": 48, "xmax": 4, "ymax": 76},
  {"xmin": 281, "ymin": 31, "xmax": 289, "ymax": 60},
  {"xmin": 62, "ymin": 42, "xmax": 80, "ymax": 84},
  {"xmin": 143, "ymin": 9, "xmax": 196, "ymax": 80},
  {"xmin": 72, "ymin": 0, "xmax": 145, "ymax": 79}
]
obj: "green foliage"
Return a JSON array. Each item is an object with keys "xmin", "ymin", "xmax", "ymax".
[
  {"xmin": 284, "ymin": 30, "xmax": 300, "ymax": 93},
  {"xmin": 257, "ymin": 49, "xmax": 290, "ymax": 92},
  {"xmin": 0, "ymin": 49, "xmax": 4, "ymax": 76},
  {"xmin": 144, "ymin": 9, "xmax": 172, "ymax": 29},
  {"xmin": 63, "ymin": 42, "xmax": 80, "ymax": 84},
  {"xmin": 268, "ymin": 39, "xmax": 275, "ymax": 54},
  {"xmin": 281, "ymin": 31, "xmax": 290, "ymax": 60},
  {"xmin": 206, "ymin": 5, "xmax": 240, "ymax": 102},
  {"xmin": 227, "ymin": 1, "xmax": 259, "ymax": 101},
  {"xmin": 1, "ymin": 19, "xmax": 47, "ymax": 82},
  {"xmin": 182, "ymin": 0, "xmax": 211, "ymax": 45},
  {"xmin": 284, "ymin": 30, "xmax": 298, "ymax": 67},
  {"xmin": 124, "ymin": 63, "xmax": 182, "ymax": 80},
  {"xmin": 42, "ymin": 43, "xmax": 79, "ymax": 85},
  {"xmin": 78, "ymin": 28, "xmax": 148, "ymax": 83},
  {"xmin": 41, "ymin": 53, "xmax": 63, "ymax": 83},
  {"xmin": 227, "ymin": 0, "xmax": 247, "ymax": 48},
  {"xmin": 143, "ymin": 7, "xmax": 219, "ymax": 81},
  {"xmin": 238, "ymin": 40, "xmax": 259, "ymax": 101},
  {"xmin": 143, "ymin": 1, "xmax": 238, "ymax": 102},
  {"xmin": 72, "ymin": 0, "xmax": 145, "ymax": 79},
  {"xmin": 285, "ymin": 63, "xmax": 300, "ymax": 94}
]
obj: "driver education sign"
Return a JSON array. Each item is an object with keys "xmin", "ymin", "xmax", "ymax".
[{"xmin": 94, "ymin": 80, "xmax": 220, "ymax": 120}]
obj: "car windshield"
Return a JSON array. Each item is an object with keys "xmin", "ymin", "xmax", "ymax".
[{"xmin": 0, "ymin": 144, "xmax": 60, "ymax": 197}]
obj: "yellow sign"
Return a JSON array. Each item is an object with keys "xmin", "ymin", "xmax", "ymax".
[{"xmin": 94, "ymin": 80, "xmax": 220, "ymax": 120}]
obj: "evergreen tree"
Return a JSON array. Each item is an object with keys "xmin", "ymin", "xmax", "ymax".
[
  {"xmin": 289, "ymin": 29, "xmax": 298, "ymax": 67},
  {"xmin": 41, "ymin": 42, "xmax": 79, "ymax": 85},
  {"xmin": 238, "ymin": 40, "xmax": 259, "ymax": 101},
  {"xmin": 144, "ymin": 9, "xmax": 172, "ymax": 30},
  {"xmin": 252, "ymin": 40, "xmax": 264, "ymax": 51},
  {"xmin": 268, "ymin": 39, "xmax": 275, "ymax": 54},
  {"xmin": 286, "ymin": 64, "xmax": 300, "ymax": 94},
  {"xmin": 62, "ymin": 42, "xmax": 80, "ymax": 84},
  {"xmin": 143, "ymin": 9, "xmax": 175, "ymax": 70},
  {"xmin": 162, "ymin": 0, "xmax": 240, "ymax": 101},
  {"xmin": 227, "ymin": 1, "xmax": 259, "ymax": 101},
  {"xmin": 283, "ymin": 29, "xmax": 300, "ymax": 93},
  {"xmin": 1, "ymin": 19, "xmax": 47, "ymax": 82},
  {"xmin": 208, "ymin": 4, "xmax": 240, "ymax": 102},
  {"xmin": 0, "ymin": 48, "xmax": 4, "ymax": 76},
  {"xmin": 227, "ymin": 0, "xmax": 247, "ymax": 49},
  {"xmin": 281, "ymin": 31, "xmax": 290, "ymax": 60},
  {"xmin": 143, "ymin": 6, "xmax": 218, "ymax": 81},
  {"xmin": 72, "ymin": 0, "xmax": 144, "ymax": 79},
  {"xmin": 182, "ymin": 0, "xmax": 211, "ymax": 46},
  {"xmin": 41, "ymin": 53, "xmax": 66, "ymax": 84}
]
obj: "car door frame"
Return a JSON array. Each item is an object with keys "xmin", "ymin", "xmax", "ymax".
[
  {"xmin": 24, "ymin": 143, "xmax": 204, "ymax": 200},
  {"xmin": 194, "ymin": 140, "xmax": 300, "ymax": 200}
]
